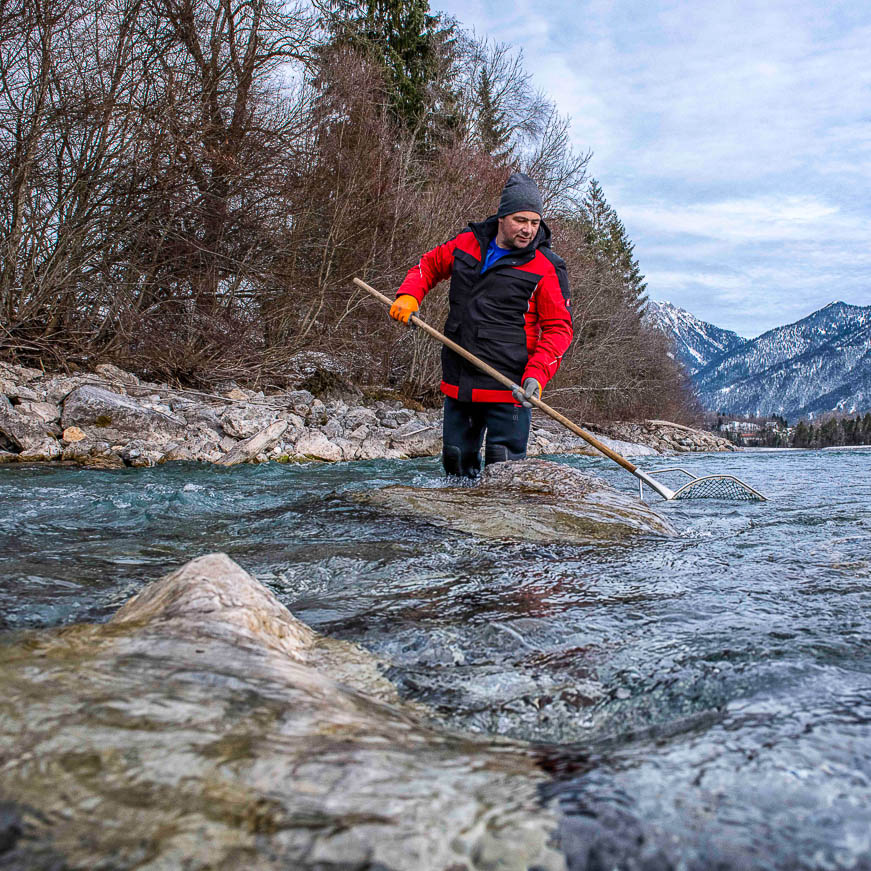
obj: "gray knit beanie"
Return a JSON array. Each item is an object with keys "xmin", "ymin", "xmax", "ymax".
[{"xmin": 497, "ymin": 172, "xmax": 544, "ymax": 218}]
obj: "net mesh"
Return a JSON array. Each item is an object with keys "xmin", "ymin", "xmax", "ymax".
[{"xmin": 671, "ymin": 475, "xmax": 765, "ymax": 501}]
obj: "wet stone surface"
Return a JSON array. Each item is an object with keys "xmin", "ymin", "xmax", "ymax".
[
  {"xmin": 354, "ymin": 458, "xmax": 678, "ymax": 542},
  {"xmin": 0, "ymin": 554, "xmax": 564, "ymax": 871}
]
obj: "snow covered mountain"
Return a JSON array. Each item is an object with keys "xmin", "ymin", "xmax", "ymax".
[
  {"xmin": 645, "ymin": 300, "xmax": 871, "ymax": 421},
  {"xmin": 644, "ymin": 300, "xmax": 747, "ymax": 374}
]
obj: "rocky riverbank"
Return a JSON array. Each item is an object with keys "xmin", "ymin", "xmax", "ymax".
[{"xmin": 0, "ymin": 360, "xmax": 734, "ymax": 468}]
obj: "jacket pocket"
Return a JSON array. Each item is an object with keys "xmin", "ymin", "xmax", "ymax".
[{"xmin": 475, "ymin": 325, "xmax": 528, "ymax": 375}]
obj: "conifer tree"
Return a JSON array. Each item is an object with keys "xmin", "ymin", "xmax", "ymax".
[
  {"xmin": 793, "ymin": 420, "xmax": 809, "ymax": 447},
  {"xmin": 476, "ymin": 68, "xmax": 510, "ymax": 161},
  {"xmin": 327, "ymin": 0, "xmax": 442, "ymax": 133},
  {"xmin": 581, "ymin": 179, "xmax": 614, "ymax": 250},
  {"xmin": 581, "ymin": 178, "xmax": 647, "ymax": 308},
  {"xmin": 606, "ymin": 214, "xmax": 647, "ymax": 310}
]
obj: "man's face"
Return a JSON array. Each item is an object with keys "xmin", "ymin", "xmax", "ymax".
[{"xmin": 496, "ymin": 211, "xmax": 541, "ymax": 249}]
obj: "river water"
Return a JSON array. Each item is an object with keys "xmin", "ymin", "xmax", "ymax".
[{"xmin": 2, "ymin": 448, "xmax": 870, "ymax": 869}]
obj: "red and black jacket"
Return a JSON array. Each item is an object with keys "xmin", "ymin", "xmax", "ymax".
[{"xmin": 397, "ymin": 216, "xmax": 573, "ymax": 403}]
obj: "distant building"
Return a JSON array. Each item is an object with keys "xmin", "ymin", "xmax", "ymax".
[{"xmin": 721, "ymin": 420, "xmax": 762, "ymax": 434}]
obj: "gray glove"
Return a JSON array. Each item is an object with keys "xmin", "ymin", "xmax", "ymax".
[{"xmin": 512, "ymin": 377, "xmax": 541, "ymax": 408}]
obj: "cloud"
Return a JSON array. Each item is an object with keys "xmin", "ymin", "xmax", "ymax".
[
  {"xmin": 433, "ymin": 0, "xmax": 871, "ymax": 334},
  {"xmin": 622, "ymin": 195, "xmax": 849, "ymax": 244}
]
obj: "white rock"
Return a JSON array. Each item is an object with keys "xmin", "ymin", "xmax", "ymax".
[
  {"xmin": 333, "ymin": 437, "xmax": 358, "ymax": 461},
  {"xmin": 294, "ymin": 431, "xmax": 343, "ymax": 462},
  {"xmin": 18, "ymin": 437, "xmax": 62, "ymax": 462},
  {"xmin": 0, "ymin": 361, "xmax": 43, "ymax": 384},
  {"xmin": 216, "ymin": 420, "xmax": 289, "ymax": 466},
  {"xmin": 345, "ymin": 407, "xmax": 379, "ymax": 427},
  {"xmin": 221, "ymin": 406, "xmax": 276, "ymax": 439},
  {"xmin": 309, "ymin": 398, "xmax": 327, "ymax": 422},
  {"xmin": 61, "ymin": 385, "xmax": 187, "ymax": 437},
  {"xmin": 319, "ymin": 418, "xmax": 343, "ymax": 440},
  {"xmin": 42, "ymin": 375, "xmax": 91, "ymax": 404},
  {"xmin": 0, "ymin": 395, "xmax": 55, "ymax": 451},
  {"xmin": 120, "ymin": 440, "xmax": 163, "ymax": 467},
  {"xmin": 16, "ymin": 400, "xmax": 60, "ymax": 423},
  {"xmin": 389, "ymin": 422, "xmax": 442, "ymax": 458},
  {"xmin": 8, "ymin": 385, "xmax": 41, "ymax": 401},
  {"xmin": 94, "ymin": 363, "xmax": 139, "ymax": 386}
]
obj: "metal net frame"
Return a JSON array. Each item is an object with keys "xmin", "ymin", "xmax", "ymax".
[
  {"xmin": 671, "ymin": 475, "xmax": 766, "ymax": 501},
  {"xmin": 641, "ymin": 467, "xmax": 767, "ymax": 502}
]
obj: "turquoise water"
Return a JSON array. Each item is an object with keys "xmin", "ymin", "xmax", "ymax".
[{"xmin": 2, "ymin": 449, "xmax": 870, "ymax": 868}]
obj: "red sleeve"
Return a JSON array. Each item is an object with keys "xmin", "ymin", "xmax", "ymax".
[
  {"xmin": 396, "ymin": 238, "xmax": 458, "ymax": 303},
  {"xmin": 523, "ymin": 265, "xmax": 573, "ymax": 391}
]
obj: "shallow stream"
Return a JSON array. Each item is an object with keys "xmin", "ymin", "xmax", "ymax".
[{"xmin": 2, "ymin": 448, "xmax": 870, "ymax": 869}]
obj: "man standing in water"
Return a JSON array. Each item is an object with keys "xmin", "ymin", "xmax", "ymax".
[{"xmin": 389, "ymin": 172, "xmax": 573, "ymax": 479}]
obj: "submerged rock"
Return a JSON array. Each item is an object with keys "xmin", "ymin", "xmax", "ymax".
[
  {"xmin": 0, "ymin": 554, "xmax": 565, "ymax": 871},
  {"xmin": 355, "ymin": 458, "xmax": 678, "ymax": 542}
]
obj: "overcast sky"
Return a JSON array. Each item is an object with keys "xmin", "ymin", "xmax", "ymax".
[{"xmin": 433, "ymin": 0, "xmax": 870, "ymax": 337}]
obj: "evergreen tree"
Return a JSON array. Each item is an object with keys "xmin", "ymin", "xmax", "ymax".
[
  {"xmin": 327, "ymin": 0, "xmax": 443, "ymax": 133},
  {"xmin": 793, "ymin": 420, "xmax": 809, "ymax": 448},
  {"xmin": 581, "ymin": 179, "xmax": 614, "ymax": 251},
  {"xmin": 820, "ymin": 418, "xmax": 840, "ymax": 447},
  {"xmin": 843, "ymin": 416, "xmax": 856, "ymax": 444},
  {"xmin": 476, "ymin": 68, "xmax": 510, "ymax": 161},
  {"xmin": 606, "ymin": 214, "xmax": 647, "ymax": 310},
  {"xmin": 581, "ymin": 178, "xmax": 647, "ymax": 309}
]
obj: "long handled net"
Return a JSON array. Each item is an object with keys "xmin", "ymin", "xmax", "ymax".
[{"xmin": 353, "ymin": 277, "xmax": 768, "ymax": 503}]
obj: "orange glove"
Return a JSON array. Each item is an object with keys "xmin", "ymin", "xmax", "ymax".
[{"xmin": 389, "ymin": 294, "xmax": 419, "ymax": 324}]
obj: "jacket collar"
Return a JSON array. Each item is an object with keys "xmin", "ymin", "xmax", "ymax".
[{"xmin": 469, "ymin": 215, "xmax": 552, "ymax": 258}]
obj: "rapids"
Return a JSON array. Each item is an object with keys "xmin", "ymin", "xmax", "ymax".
[{"xmin": 1, "ymin": 447, "xmax": 870, "ymax": 869}]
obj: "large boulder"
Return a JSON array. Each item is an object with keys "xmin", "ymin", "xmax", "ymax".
[
  {"xmin": 0, "ymin": 554, "xmax": 564, "ymax": 871},
  {"xmin": 216, "ymin": 419, "xmax": 289, "ymax": 465},
  {"xmin": 389, "ymin": 419, "xmax": 442, "ymax": 458},
  {"xmin": 293, "ymin": 429, "xmax": 343, "ymax": 462},
  {"xmin": 0, "ymin": 395, "xmax": 56, "ymax": 452},
  {"xmin": 220, "ymin": 404, "xmax": 279, "ymax": 439},
  {"xmin": 355, "ymin": 458, "xmax": 678, "ymax": 542},
  {"xmin": 61, "ymin": 384, "xmax": 187, "ymax": 439}
]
